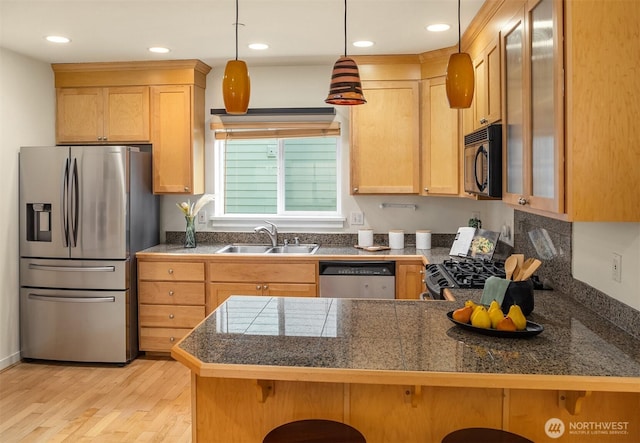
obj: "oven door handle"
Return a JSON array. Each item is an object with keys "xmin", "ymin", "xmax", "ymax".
[{"xmin": 474, "ymin": 145, "xmax": 487, "ymax": 191}]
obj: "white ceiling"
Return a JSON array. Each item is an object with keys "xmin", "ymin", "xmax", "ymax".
[{"xmin": 0, "ymin": 0, "xmax": 485, "ymax": 68}]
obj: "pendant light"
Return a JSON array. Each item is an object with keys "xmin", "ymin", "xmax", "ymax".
[
  {"xmin": 223, "ymin": 0, "xmax": 250, "ymax": 114},
  {"xmin": 325, "ymin": 0, "xmax": 366, "ymax": 105},
  {"xmin": 445, "ymin": 0, "xmax": 474, "ymax": 109}
]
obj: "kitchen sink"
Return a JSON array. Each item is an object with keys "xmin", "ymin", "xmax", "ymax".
[
  {"xmin": 216, "ymin": 244, "xmax": 273, "ymax": 254},
  {"xmin": 267, "ymin": 244, "xmax": 320, "ymax": 254},
  {"xmin": 215, "ymin": 243, "xmax": 319, "ymax": 254}
]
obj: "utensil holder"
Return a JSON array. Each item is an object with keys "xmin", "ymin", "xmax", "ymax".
[{"xmin": 501, "ymin": 279, "xmax": 534, "ymax": 315}]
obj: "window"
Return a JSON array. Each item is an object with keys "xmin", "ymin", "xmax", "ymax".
[{"xmin": 214, "ymin": 136, "xmax": 341, "ymax": 221}]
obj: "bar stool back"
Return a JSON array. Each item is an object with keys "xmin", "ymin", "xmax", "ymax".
[
  {"xmin": 442, "ymin": 427, "xmax": 533, "ymax": 443},
  {"xmin": 263, "ymin": 419, "xmax": 366, "ymax": 443}
]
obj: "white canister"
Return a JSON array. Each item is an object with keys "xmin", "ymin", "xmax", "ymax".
[
  {"xmin": 416, "ymin": 230, "xmax": 432, "ymax": 249},
  {"xmin": 389, "ymin": 230, "xmax": 405, "ymax": 249},
  {"xmin": 358, "ymin": 229, "xmax": 374, "ymax": 247}
]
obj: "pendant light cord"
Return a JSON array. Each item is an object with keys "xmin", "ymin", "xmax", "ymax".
[
  {"xmin": 343, "ymin": 0, "xmax": 348, "ymax": 57},
  {"xmin": 235, "ymin": 0, "xmax": 239, "ymax": 61},
  {"xmin": 457, "ymin": 0, "xmax": 461, "ymax": 53}
]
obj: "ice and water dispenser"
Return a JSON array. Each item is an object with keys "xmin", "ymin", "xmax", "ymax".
[{"xmin": 26, "ymin": 203, "xmax": 52, "ymax": 242}]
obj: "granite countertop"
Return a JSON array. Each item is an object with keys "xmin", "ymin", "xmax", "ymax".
[
  {"xmin": 175, "ymin": 291, "xmax": 640, "ymax": 392},
  {"xmin": 138, "ymin": 243, "xmax": 455, "ymax": 263}
]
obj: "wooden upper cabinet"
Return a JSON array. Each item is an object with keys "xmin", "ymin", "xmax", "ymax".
[
  {"xmin": 151, "ymin": 84, "xmax": 205, "ymax": 194},
  {"xmin": 52, "ymin": 60, "xmax": 211, "ymax": 195},
  {"xmin": 420, "ymin": 76, "xmax": 459, "ymax": 196},
  {"xmin": 502, "ymin": 0, "xmax": 564, "ymax": 214},
  {"xmin": 56, "ymin": 86, "xmax": 150, "ymax": 143},
  {"xmin": 473, "ymin": 37, "xmax": 501, "ymax": 130},
  {"xmin": 350, "ymin": 80, "xmax": 420, "ymax": 194}
]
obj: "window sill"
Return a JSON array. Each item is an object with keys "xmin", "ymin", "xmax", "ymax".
[{"xmin": 209, "ymin": 215, "xmax": 346, "ymax": 231}]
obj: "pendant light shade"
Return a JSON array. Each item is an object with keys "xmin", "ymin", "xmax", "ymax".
[
  {"xmin": 445, "ymin": 0, "xmax": 474, "ymax": 109},
  {"xmin": 325, "ymin": 0, "xmax": 366, "ymax": 105},
  {"xmin": 223, "ymin": 60, "xmax": 250, "ymax": 114},
  {"xmin": 223, "ymin": 0, "xmax": 250, "ymax": 114}
]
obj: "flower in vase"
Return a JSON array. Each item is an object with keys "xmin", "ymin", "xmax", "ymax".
[{"xmin": 176, "ymin": 194, "xmax": 215, "ymax": 218}]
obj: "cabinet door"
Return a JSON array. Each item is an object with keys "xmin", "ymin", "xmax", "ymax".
[
  {"xmin": 485, "ymin": 40, "xmax": 502, "ymax": 125},
  {"xmin": 502, "ymin": 0, "xmax": 563, "ymax": 213},
  {"xmin": 104, "ymin": 86, "xmax": 150, "ymax": 142},
  {"xmin": 350, "ymin": 81, "xmax": 420, "ymax": 194},
  {"xmin": 396, "ymin": 262, "xmax": 425, "ymax": 299},
  {"xmin": 151, "ymin": 85, "xmax": 194, "ymax": 193},
  {"xmin": 56, "ymin": 88, "xmax": 103, "ymax": 143},
  {"xmin": 421, "ymin": 77, "xmax": 459, "ymax": 196},
  {"xmin": 502, "ymin": 9, "xmax": 527, "ymax": 206},
  {"xmin": 528, "ymin": 0, "xmax": 564, "ymax": 213}
]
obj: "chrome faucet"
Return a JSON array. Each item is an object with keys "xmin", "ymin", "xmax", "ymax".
[{"xmin": 254, "ymin": 221, "xmax": 278, "ymax": 247}]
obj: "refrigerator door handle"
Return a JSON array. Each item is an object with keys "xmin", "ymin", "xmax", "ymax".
[
  {"xmin": 28, "ymin": 263, "xmax": 116, "ymax": 272},
  {"xmin": 70, "ymin": 157, "xmax": 79, "ymax": 247},
  {"xmin": 62, "ymin": 157, "xmax": 70, "ymax": 247},
  {"xmin": 27, "ymin": 293, "xmax": 116, "ymax": 303}
]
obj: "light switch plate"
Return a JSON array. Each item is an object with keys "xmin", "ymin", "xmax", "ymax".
[
  {"xmin": 350, "ymin": 211, "xmax": 364, "ymax": 225},
  {"xmin": 198, "ymin": 210, "xmax": 207, "ymax": 224}
]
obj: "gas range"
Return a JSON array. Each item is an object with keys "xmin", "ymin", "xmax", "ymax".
[{"xmin": 424, "ymin": 258, "xmax": 505, "ymax": 300}]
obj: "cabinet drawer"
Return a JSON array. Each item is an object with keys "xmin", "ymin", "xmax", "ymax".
[
  {"xmin": 139, "ymin": 261, "xmax": 204, "ymax": 281},
  {"xmin": 208, "ymin": 262, "xmax": 316, "ymax": 283},
  {"xmin": 139, "ymin": 305, "xmax": 204, "ymax": 328},
  {"xmin": 139, "ymin": 327, "xmax": 192, "ymax": 352},
  {"xmin": 139, "ymin": 281, "xmax": 204, "ymax": 305}
]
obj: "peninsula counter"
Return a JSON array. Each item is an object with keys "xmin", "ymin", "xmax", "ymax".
[{"xmin": 172, "ymin": 294, "xmax": 640, "ymax": 442}]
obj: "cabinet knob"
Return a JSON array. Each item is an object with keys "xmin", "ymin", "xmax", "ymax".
[
  {"xmin": 423, "ymin": 187, "xmax": 429, "ymax": 192},
  {"xmin": 353, "ymin": 187, "xmax": 359, "ymax": 193},
  {"xmin": 168, "ymin": 268, "xmax": 174, "ymax": 274},
  {"xmin": 169, "ymin": 314, "xmax": 175, "ymax": 319},
  {"xmin": 256, "ymin": 285, "xmax": 262, "ymax": 290},
  {"xmin": 168, "ymin": 290, "xmax": 174, "ymax": 296},
  {"xmin": 479, "ymin": 118, "xmax": 489, "ymax": 125},
  {"xmin": 184, "ymin": 186, "xmax": 190, "ymax": 192},
  {"xmin": 169, "ymin": 336, "xmax": 175, "ymax": 342},
  {"xmin": 263, "ymin": 285, "xmax": 268, "ymax": 290},
  {"xmin": 518, "ymin": 197, "xmax": 528, "ymax": 205}
]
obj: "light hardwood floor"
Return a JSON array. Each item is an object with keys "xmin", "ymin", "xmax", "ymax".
[{"xmin": 0, "ymin": 357, "xmax": 191, "ymax": 442}]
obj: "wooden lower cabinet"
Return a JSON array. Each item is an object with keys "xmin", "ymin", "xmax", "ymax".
[
  {"xmin": 207, "ymin": 260, "xmax": 318, "ymax": 312},
  {"xmin": 395, "ymin": 261, "xmax": 425, "ymax": 299},
  {"xmin": 190, "ymin": 377, "xmax": 639, "ymax": 443},
  {"xmin": 138, "ymin": 260, "xmax": 205, "ymax": 352}
]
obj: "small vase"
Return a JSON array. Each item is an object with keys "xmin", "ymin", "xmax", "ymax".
[{"xmin": 184, "ymin": 216, "xmax": 196, "ymax": 248}]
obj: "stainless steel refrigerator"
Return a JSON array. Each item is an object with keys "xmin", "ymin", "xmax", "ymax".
[{"xmin": 19, "ymin": 145, "xmax": 159, "ymax": 363}]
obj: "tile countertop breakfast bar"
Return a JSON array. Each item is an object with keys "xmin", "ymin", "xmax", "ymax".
[{"xmin": 162, "ymin": 244, "xmax": 640, "ymax": 443}]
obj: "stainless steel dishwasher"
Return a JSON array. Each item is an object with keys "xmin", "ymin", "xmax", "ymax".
[{"xmin": 318, "ymin": 261, "xmax": 395, "ymax": 299}]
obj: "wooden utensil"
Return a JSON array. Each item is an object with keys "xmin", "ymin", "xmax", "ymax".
[
  {"xmin": 512, "ymin": 253, "xmax": 525, "ymax": 280},
  {"xmin": 517, "ymin": 258, "xmax": 542, "ymax": 281},
  {"xmin": 504, "ymin": 255, "xmax": 518, "ymax": 280}
]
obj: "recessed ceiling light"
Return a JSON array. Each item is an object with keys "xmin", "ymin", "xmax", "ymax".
[
  {"xmin": 148, "ymin": 47, "xmax": 170, "ymax": 54},
  {"xmin": 248, "ymin": 43, "xmax": 269, "ymax": 50},
  {"xmin": 353, "ymin": 40, "xmax": 374, "ymax": 48},
  {"xmin": 427, "ymin": 24, "xmax": 450, "ymax": 32},
  {"xmin": 45, "ymin": 36, "xmax": 70, "ymax": 44}
]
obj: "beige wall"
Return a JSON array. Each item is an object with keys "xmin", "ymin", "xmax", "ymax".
[
  {"xmin": 0, "ymin": 48, "xmax": 56, "ymax": 369},
  {"xmin": 573, "ymin": 223, "xmax": 640, "ymax": 310}
]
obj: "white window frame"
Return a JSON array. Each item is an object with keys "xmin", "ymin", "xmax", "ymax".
[{"xmin": 211, "ymin": 137, "xmax": 345, "ymax": 230}]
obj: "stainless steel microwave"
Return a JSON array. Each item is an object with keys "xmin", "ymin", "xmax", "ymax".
[{"xmin": 463, "ymin": 124, "xmax": 502, "ymax": 198}]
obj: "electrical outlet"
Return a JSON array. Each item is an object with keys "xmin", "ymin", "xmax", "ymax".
[
  {"xmin": 612, "ymin": 253, "xmax": 622, "ymax": 283},
  {"xmin": 197, "ymin": 210, "xmax": 207, "ymax": 224},
  {"xmin": 350, "ymin": 211, "xmax": 364, "ymax": 225}
]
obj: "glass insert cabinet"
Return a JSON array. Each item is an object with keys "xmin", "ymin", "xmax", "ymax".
[{"xmin": 502, "ymin": 0, "xmax": 564, "ymax": 213}]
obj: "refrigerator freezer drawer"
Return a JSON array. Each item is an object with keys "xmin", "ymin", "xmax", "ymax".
[
  {"xmin": 20, "ymin": 288, "xmax": 129, "ymax": 363},
  {"xmin": 20, "ymin": 258, "xmax": 128, "ymax": 290}
]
